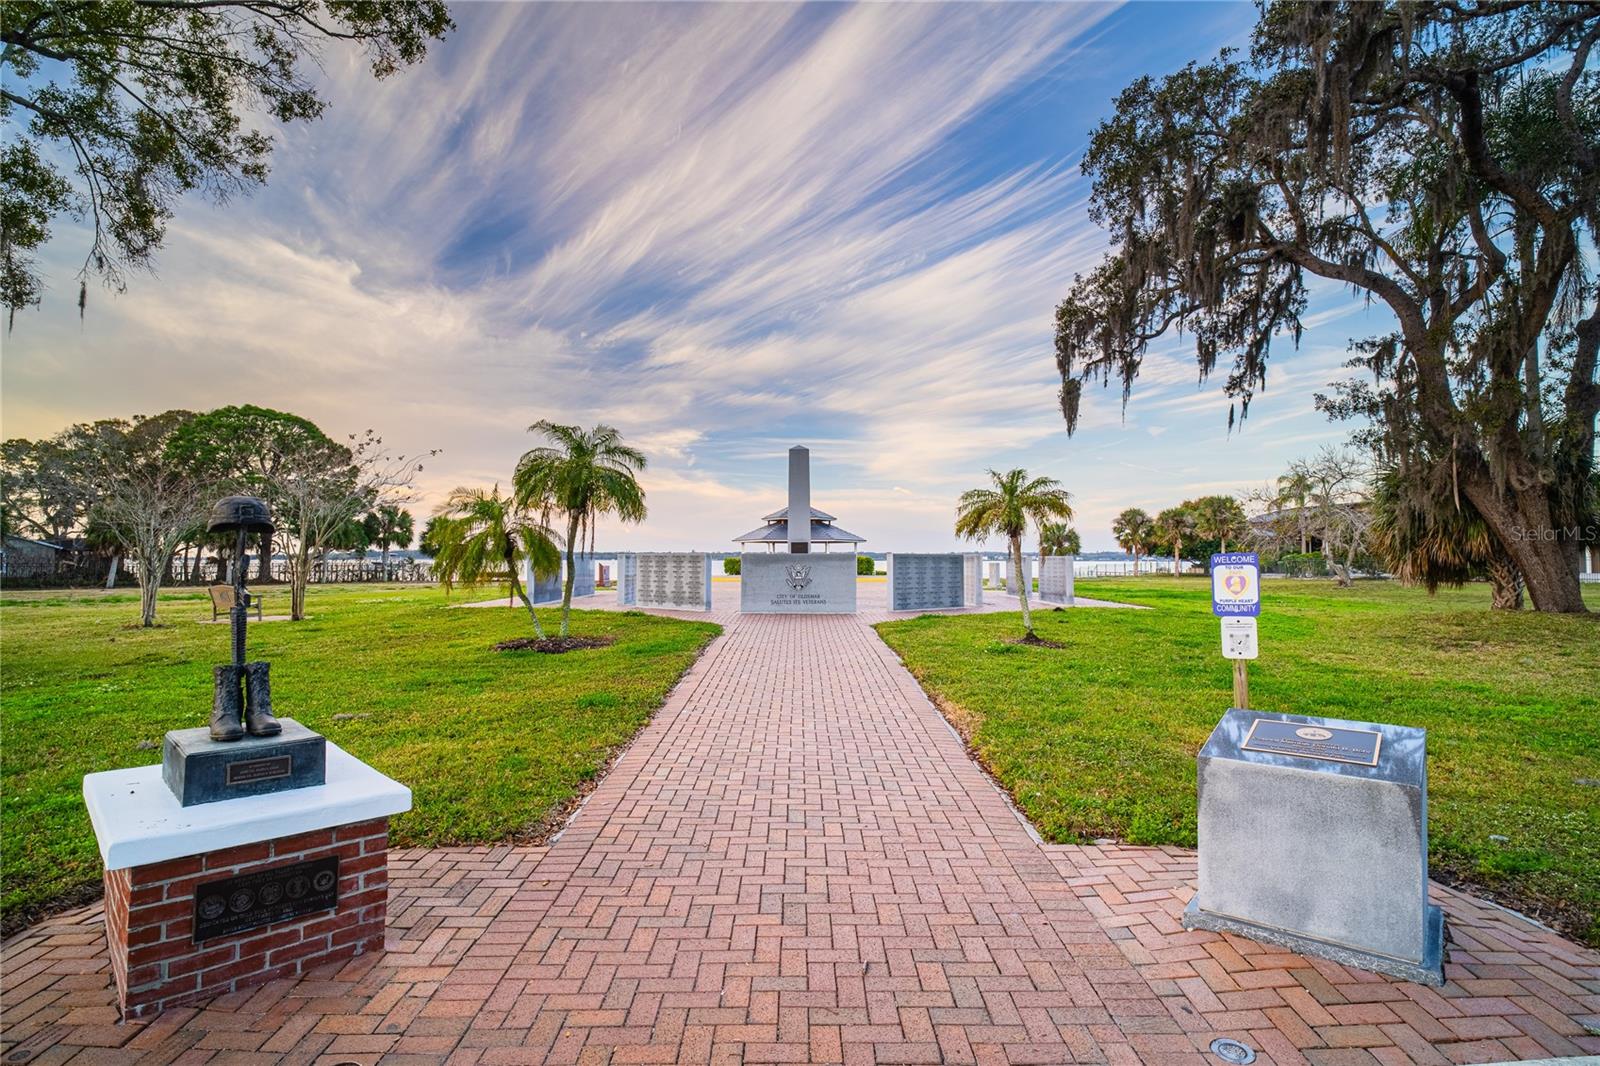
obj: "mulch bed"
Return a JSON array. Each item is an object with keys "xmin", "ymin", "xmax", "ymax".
[{"xmin": 493, "ymin": 635, "xmax": 615, "ymax": 654}]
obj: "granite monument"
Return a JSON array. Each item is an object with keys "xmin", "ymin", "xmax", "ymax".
[{"xmin": 1182, "ymin": 709, "xmax": 1445, "ymax": 985}]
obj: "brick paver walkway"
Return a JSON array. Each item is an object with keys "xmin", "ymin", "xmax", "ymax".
[{"xmin": 4, "ymin": 584, "xmax": 1598, "ymax": 1064}]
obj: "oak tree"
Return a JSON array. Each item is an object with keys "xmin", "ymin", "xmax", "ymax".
[
  {"xmin": 1, "ymin": 0, "xmax": 452, "ymax": 321},
  {"xmin": 1054, "ymin": 3, "xmax": 1598, "ymax": 611}
]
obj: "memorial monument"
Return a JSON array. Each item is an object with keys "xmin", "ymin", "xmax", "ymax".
[
  {"xmin": 887, "ymin": 553, "xmax": 984, "ymax": 611},
  {"xmin": 734, "ymin": 446, "xmax": 862, "ymax": 613},
  {"xmin": 82, "ymin": 495, "xmax": 411, "ymax": 1019},
  {"xmin": 1183, "ymin": 709, "xmax": 1445, "ymax": 985},
  {"xmin": 616, "ymin": 552, "xmax": 714, "ymax": 611},
  {"xmin": 521, "ymin": 552, "xmax": 598, "ymax": 604},
  {"xmin": 1037, "ymin": 554, "xmax": 1075, "ymax": 606},
  {"xmin": 732, "ymin": 446, "xmax": 865, "ymax": 554},
  {"xmin": 205, "ymin": 496, "xmax": 282, "ymax": 741}
]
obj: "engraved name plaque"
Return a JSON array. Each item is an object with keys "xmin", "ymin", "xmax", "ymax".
[{"xmin": 225, "ymin": 755, "xmax": 292, "ymax": 786}]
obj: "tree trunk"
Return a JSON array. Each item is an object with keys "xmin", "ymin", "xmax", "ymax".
[
  {"xmin": 290, "ymin": 547, "xmax": 310, "ymax": 620},
  {"xmin": 139, "ymin": 577, "xmax": 159, "ymax": 627},
  {"xmin": 1462, "ymin": 475, "xmax": 1588, "ymax": 613},
  {"xmin": 257, "ymin": 534, "xmax": 271, "ymax": 582},
  {"xmin": 106, "ymin": 555, "xmax": 120, "ymax": 590},
  {"xmin": 1486, "ymin": 554, "xmax": 1524, "ymax": 611},
  {"xmin": 1324, "ymin": 543, "xmax": 1351, "ymax": 587},
  {"xmin": 508, "ymin": 555, "xmax": 547, "ymax": 639},
  {"xmin": 135, "ymin": 546, "xmax": 168, "ymax": 626},
  {"xmin": 1012, "ymin": 537, "xmax": 1033, "ymax": 636},
  {"xmin": 559, "ymin": 515, "xmax": 580, "ymax": 637}
]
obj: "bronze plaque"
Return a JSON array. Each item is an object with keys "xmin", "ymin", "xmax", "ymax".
[
  {"xmin": 226, "ymin": 754, "xmax": 292, "ymax": 786},
  {"xmin": 1241, "ymin": 719, "xmax": 1382, "ymax": 767},
  {"xmin": 192, "ymin": 855, "xmax": 339, "ymax": 941}
]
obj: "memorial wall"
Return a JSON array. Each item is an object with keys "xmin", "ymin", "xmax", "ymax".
[
  {"xmin": 1037, "ymin": 555, "xmax": 1075, "ymax": 605},
  {"xmin": 963, "ymin": 553, "xmax": 983, "ymax": 607},
  {"xmin": 522, "ymin": 553, "xmax": 596, "ymax": 604},
  {"xmin": 615, "ymin": 552, "xmax": 713, "ymax": 611},
  {"xmin": 527, "ymin": 567, "xmax": 562, "ymax": 604},
  {"xmin": 887, "ymin": 553, "xmax": 982, "ymax": 611},
  {"xmin": 739, "ymin": 552, "xmax": 856, "ymax": 614}
]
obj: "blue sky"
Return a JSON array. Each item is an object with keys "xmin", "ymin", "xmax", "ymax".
[{"xmin": 1, "ymin": 2, "xmax": 1394, "ymax": 552}]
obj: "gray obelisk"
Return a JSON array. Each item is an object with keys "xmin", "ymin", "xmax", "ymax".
[{"xmin": 788, "ymin": 446, "xmax": 810, "ymax": 554}]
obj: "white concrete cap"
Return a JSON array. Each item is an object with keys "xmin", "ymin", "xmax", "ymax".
[{"xmin": 83, "ymin": 742, "xmax": 412, "ymax": 870}]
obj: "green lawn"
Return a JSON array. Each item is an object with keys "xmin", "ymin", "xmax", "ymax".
[
  {"xmin": 0, "ymin": 584, "xmax": 717, "ymax": 931},
  {"xmin": 877, "ymin": 577, "xmax": 1600, "ymax": 946}
]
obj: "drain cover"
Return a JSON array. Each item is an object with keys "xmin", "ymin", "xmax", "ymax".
[{"xmin": 1210, "ymin": 1037, "xmax": 1256, "ymax": 1064}]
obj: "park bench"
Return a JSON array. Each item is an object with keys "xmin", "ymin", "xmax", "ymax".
[{"xmin": 208, "ymin": 584, "xmax": 270, "ymax": 621}]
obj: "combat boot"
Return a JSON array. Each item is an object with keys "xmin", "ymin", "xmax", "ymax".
[
  {"xmin": 210, "ymin": 664, "xmax": 245, "ymax": 741},
  {"xmin": 243, "ymin": 661, "xmax": 282, "ymax": 737}
]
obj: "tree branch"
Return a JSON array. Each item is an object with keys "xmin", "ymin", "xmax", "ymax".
[{"xmin": 1554, "ymin": 20, "xmax": 1599, "ymax": 176}]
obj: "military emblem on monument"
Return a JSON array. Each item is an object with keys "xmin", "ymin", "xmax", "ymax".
[{"xmin": 785, "ymin": 563, "xmax": 812, "ymax": 591}]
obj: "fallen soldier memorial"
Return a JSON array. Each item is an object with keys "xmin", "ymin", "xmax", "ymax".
[{"xmin": 80, "ymin": 496, "xmax": 412, "ymax": 1020}]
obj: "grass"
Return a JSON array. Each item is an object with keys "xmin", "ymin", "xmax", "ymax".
[
  {"xmin": 0, "ymin": 583, "xmax": 717, "ymax": 930},
  {"xmin": 876, "ymin": 576, "xmax": 1600, "ymax": 946}
]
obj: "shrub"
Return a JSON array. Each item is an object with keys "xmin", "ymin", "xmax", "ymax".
[
  {"xmin": 857, "ymin": 555, "xmax": 877, "ymax": 575},
  {"xmin": 1278, "ymin": 552, "xmax": 1329, "ymax": 577},
  {"xmin": 722, "ymin": 556, "xmax": 741, "ymax": 575}
]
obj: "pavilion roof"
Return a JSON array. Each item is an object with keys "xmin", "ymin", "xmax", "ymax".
[
  {"xmin": 732, "ymin": 520, "xmax": 864, "ymax": 545},
  {"xmin": 760, "ymin": 504, "xmax": 838, "ymax": 523}
]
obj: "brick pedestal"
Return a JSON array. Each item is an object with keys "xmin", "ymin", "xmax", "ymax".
[{"xmin": 101, "ymin": 818, "xmax": 390, "ymax": 1020}]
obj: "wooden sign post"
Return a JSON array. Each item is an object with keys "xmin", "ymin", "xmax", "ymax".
[{"xmin": 1213, "ymin": 553, "xmax": 1261, "ymax": 709}]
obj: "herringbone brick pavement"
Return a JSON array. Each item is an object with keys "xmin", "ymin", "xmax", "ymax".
[{"xmin": 3, "ymin": 585, "xmax": 1597, "ymax": 1063}]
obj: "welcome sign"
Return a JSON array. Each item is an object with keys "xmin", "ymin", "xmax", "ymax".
[{"xmin": 1211, "ymin": 552, "xmax": 1261, "ymax": 617}]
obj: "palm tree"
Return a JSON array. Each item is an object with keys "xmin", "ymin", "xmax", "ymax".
[
  {"xmin": 1152, "ymin": 506, "xmax": 1195, "ymax": 575},
  {"xmin": 1368, "ymin": 467, "xmax": 1523, "ymax": 610},
  {"xmin": 1112, "ymin": 508, "xmax": 1155, "ymax": 575},
  {"xmin": 514, "ymin": 422, "xmax": 647, "ymax": 637},
  {"xmin": 1276, "ymin": 467, "xmax": 1313, "ymax": 554},
  {"xmin": 417, "ymin": 514, "xmax": 446, "ymax": 558},
  {"xmin": 363, "ymin": 505, "xmax": 414, "ymax": 576},
  {"xmin": 1191, "ymin": 494, "xmax": 1248, "ymax": 553},
  {"xmin": 1038, "ymin": 522, "xmax": 1081, "ymax": 558},
  {"xmin": 430, "ymin": 486, "xmax": 560, "ymax": 638},
  {"xmin": 955, "ymin": 469, "xmax": 1073, "ymax": 639}
]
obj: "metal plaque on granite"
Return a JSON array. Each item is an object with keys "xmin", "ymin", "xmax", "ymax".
[
  {"xmin": 163, "ymin": 718, "xmax": 326, "ymax": 807},
  {"xmin": 1241, "ymin": 718, "xmax": 1381, "ymax": 766},
  {"xmin": 193, "ymin": 855, "xmax": 339, "ymax": 941},
  {"xmin": 1182, "ymin": 709, "xmax": 1444, "ymax": 985},
  {"xmin": 225, "ymin": 755, "xmax": 292, "ymax": 786}
]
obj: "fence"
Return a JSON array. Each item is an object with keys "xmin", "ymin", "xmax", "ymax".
[
  {"xmin": 1073, "ymin": 560, "xmax": 1193, "ymax": 578},
  {"xmin": 124, "ymin": 556, "xmax": 435, "ymax": 585},
  {"xmin": 269, "ymin": 559, "xmax": 434, "ymax": 584}
]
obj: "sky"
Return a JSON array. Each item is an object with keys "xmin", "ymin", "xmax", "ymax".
[{"xmin": 0, "ymin": 2, "xmax": 1397, "ymax": 553}]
